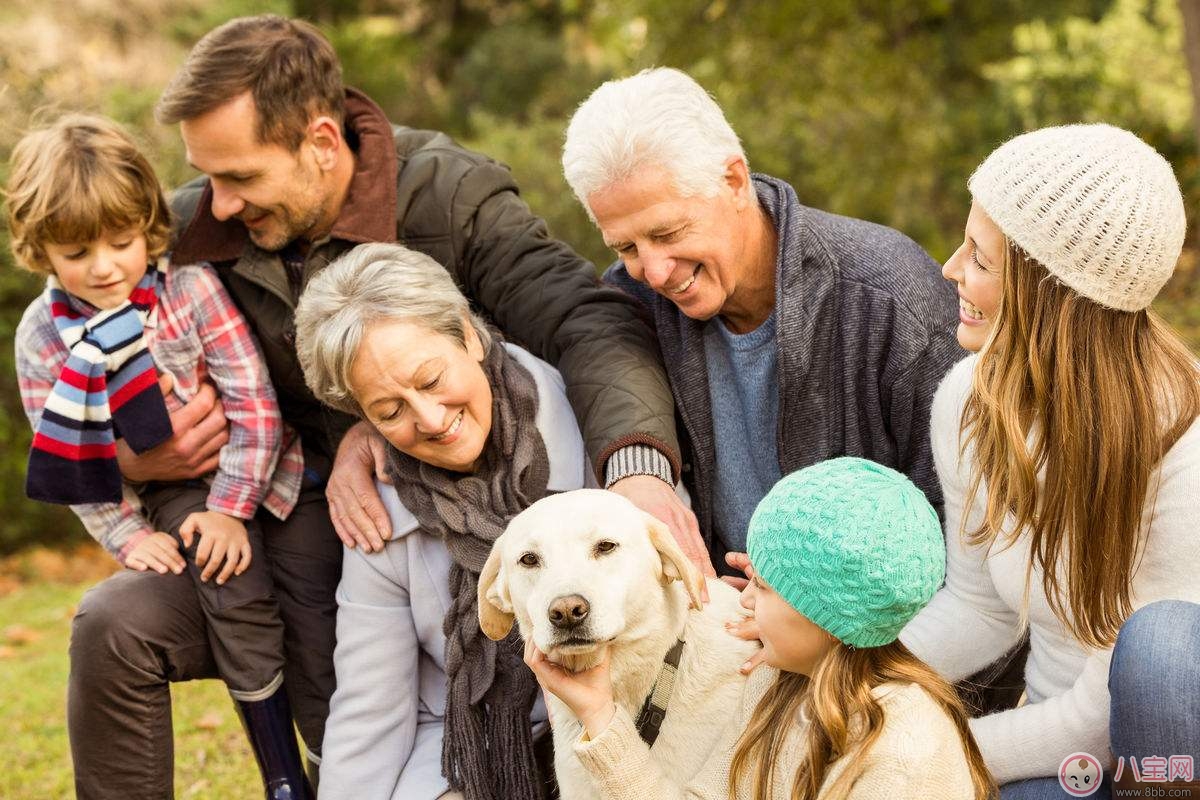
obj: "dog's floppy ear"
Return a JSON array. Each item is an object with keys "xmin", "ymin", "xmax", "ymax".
[
  {"xmin": 643, "ymin": 512, "xmax": 705, "ymax": 610},
  {"xmin": 477, "ymin": 539, "xmax": 515, "ymax": 640}
]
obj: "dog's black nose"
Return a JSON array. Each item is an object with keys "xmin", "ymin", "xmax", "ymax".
[{"xmin": 548, "ymin": 594, "xmax": 590, "ymax": 630}]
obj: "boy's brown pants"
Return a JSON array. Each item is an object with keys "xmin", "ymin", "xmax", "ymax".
[
  {"xmin": 66, "ymin": 486, "xmax": 341, "ymax": 800},
  {"xmin": 137, "ymin": 481, "xmax": 285, "ymax": 696}
]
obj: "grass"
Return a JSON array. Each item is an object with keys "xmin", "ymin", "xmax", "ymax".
[{"xmin": 0, "ymin": 561, "xmax": 263, "ymax": 799}]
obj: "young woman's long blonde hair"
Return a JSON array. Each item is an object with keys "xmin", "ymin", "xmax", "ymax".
[
  {"xmin": 728, "ymin": 641, "xmax": 996, "ymax": 800},
  {"xmin": 962, "ymin": 245, "xmax": 1200, "ymax": 648}
]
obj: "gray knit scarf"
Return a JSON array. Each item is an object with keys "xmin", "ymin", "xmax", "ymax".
[{"xmin": 387, "ymin": 342, "xmax": 549, "ymax": 800}]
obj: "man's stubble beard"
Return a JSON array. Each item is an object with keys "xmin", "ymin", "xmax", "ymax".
[
  {"xmin": 250, "ymin": 162, "xmax": 331, "ymax": 252},
  {"xmin": 248, "ymin": 200, "xmax": 326, "ymax": 252}
]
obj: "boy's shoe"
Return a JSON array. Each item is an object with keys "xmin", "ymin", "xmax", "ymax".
[
  {"xmin": 232, "ymin": 679, "xmax": 314, "ymax": 800},
  {"xmin": 305, "ymin": 748, "xmax": 320, "ymax": 792}
]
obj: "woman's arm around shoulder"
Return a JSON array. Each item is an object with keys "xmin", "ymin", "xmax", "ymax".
[{"xmin": 901, "ymin": 354, "xmax": 1023, "ymax": 679}]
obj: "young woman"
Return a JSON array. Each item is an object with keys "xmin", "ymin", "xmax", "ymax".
[
  {"xmin": 527, "ymin": 457, "xmax": 996, "ymax": 799},
  {"xmin": 900, "ymin": 124, "xmax": 1200, "ymax": 799}
]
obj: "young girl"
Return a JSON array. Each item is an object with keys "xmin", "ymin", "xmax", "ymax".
[
  {"xmin": 6, "ymin": 114, "xmax": 311, "ymax": 799},
  {"xmin": 899, "ymin": 124, "xmax": 1200, "ymax": 799},
  {"xmin": 527, "ymin": 457, "xmax": 996, "ymax": 799}
]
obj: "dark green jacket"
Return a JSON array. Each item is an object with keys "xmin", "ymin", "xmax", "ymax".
[{"xmin": 170, "ymin": 89, "xmax": 679, "ymax": 479}]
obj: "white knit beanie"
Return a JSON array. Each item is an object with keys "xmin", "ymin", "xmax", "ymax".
[{"xmin": 968, "ymin": 124, "xmax": 1186, "ymax": 312}]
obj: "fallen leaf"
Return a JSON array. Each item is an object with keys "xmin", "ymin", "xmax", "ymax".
[
  {"xmin": 183, "ymin": 778, "xmax": 209, "ymax": 796},
  {"xmin": 25, "ymin": 549, "xmax": 70, "ymax": 582},
  {"xmin": 195, "ymin": 711, "xmax": 223, "ymax": 730},
  {"xmin": 5, "ymin": 624, "xmax": 41, "ymax": 645},
  {"xmin": 0, "ymin": 575, "xmax": 21, "ymax": 597}
]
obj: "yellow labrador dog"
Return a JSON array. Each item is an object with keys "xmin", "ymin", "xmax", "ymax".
[{"xmin": 477, "ymin": 489, "xmax": 759, "ymax": 799}]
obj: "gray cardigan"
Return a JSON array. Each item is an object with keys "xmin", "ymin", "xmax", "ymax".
[
  {"xmin": 319, "ymin": 345, "xmax": 595, "ymax": 800},
  {"xmin": 607, "ymin": 174, "xmax": 963, "ymax": 559}
]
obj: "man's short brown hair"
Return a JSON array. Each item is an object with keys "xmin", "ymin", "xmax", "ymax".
[
  {"xmin": 5, "ymin": 114, "xmax": 171, "ymax": 274},
  {"xmin": 156, "ymin": 15, "xmax": 345, "ymax": 151}
]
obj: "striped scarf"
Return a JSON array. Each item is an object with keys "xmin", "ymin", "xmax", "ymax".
[{"xmin": 27, "ymin": 262, "xmax": 173, "ymax": 505}]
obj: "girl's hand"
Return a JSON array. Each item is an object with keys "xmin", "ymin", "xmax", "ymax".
[
  {"xmin": 523, "ymin": 639, "xmax": 617, "ymax": 738},
  {"xmin": 720, "ymin": 551, "xmax": 755, "ymax": 590},
  {"xmin": 125, "ymin": 531, "xmax": 186, "ymax": 575},
  {"xmin": 179, "ymin": 511, "xmax": 251, "ymax": 585},
  {"xmin": 723, "ymin": 551, "xmax": 769, "ymax": 675},
  {"xmin": 724, "ymin": 615, "xmax": 769, "ymax": 675}
]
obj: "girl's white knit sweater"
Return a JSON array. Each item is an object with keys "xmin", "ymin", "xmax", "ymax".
[
  {"xmin": 901, "ymin": 354, "xmax": 1200, "ymax": 784},
  {"xmin": 573, "ymin": 666, "xmax": 976, "ymax": 799}
]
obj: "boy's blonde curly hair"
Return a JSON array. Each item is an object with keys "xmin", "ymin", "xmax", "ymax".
[{"xmin": 5, "ymin": 113, "xmax": 171, "ymax": 274}]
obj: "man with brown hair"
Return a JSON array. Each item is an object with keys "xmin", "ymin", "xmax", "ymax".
[{"xmin": 69, "ymin": 14, "xmax": 692, "ymax": 799}]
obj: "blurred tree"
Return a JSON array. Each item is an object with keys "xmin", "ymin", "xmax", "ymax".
[
  {"xmin": 1177, "ymin": 0, "xmax": 1200, "ymax": 298},
  {"xmin": 558, "ymin": 0, "xmax": 1113, "ymax": 260},
  {"xmin": 0, "ymin": 0, "xmax": 1196, "ymax": 555},
  {"xmin": 0, "ymin": 0, "xmax": 283, "ymax": 553},
  {"xmin": 985, "ymin": 0, "xmax": 1200, "ymax": 304},
  {"xmin": 1181, "ymin": 0, "xmax": 1200, "ymax": 144}
]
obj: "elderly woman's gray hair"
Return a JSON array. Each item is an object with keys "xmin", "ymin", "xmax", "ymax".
[
  {"xmin": 562, "ymin": 67, "xmax": 746, "ymax": 218},
  {"xmin": 294, "ymin": 242, "xmax": 493, "ymax": 416}
]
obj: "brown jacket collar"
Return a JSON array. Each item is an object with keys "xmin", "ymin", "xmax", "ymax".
[{"xmin": 172, "ymin": 88, "xmax": 398, "ymax": 265}]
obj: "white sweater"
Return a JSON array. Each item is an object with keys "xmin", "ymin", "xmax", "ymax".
[
  {"xmin": 574, "ymin": 666, "xmax": 976, "ymax": 800},
  {"xmin": 901, "ymin": 354, "xmax": 1200, "ymax": 784}
]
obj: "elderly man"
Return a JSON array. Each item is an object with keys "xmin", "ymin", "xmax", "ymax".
[
  {"xmin": 563, "ymin": 67, "xmax": 964, "ymax": 571},
  {"xmin": 67, "ymin": 17, "xmax": 687, "ymax": 799}
]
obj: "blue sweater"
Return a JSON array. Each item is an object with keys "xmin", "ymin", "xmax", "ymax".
[
  {"xmin": 704, "ymin": 314, "xmax": 782, "ymax": 551},
  {"xmin": 606, "ymin": 173, "xmax": 963, "ymax": 562}
]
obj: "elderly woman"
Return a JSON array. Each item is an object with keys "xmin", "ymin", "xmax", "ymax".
[{"xmin": 294, "ymin": 242, "xmax": 596, "ymax": 800}]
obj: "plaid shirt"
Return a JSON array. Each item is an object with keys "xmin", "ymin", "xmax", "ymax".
[{"xmin": 16, "ymin": 261, "xmax": 303, "ymax": 563}]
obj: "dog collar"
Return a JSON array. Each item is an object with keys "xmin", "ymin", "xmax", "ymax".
[{"xmin": 634, "ymin": 638, "xmax": 686, "ymax": 747}]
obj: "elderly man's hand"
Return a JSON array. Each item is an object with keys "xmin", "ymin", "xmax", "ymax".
[
  {"xmin": 116, "ymin": 374, "xmax": 228, "ymax": 482},
  {"xmin": 327, "ymin": 421, "xmax": 393, "ymax": 552},
  {"xmin": 608, "ymin": 474, "xmax": 715, "ymax": 601}
]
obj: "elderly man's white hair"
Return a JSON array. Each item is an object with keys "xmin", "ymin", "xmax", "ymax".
[
  {"xmin": 294, "ymin": 242, "xmax": 492, "ymax": 417},
  {"xmin": 562, "ymin": 67, "xmax": 746, "ymax": 217}
]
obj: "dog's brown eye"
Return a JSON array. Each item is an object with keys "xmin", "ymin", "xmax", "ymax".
[
  {"xmin": 595, "ymin": 540, "xmax": 618, "ymax": 555},
  {"xmin": 519, "ymin": 552, "xmax": 540, "ymax": 567}
]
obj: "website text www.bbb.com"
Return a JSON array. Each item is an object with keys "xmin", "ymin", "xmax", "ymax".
[{"xmin": 1114, "ymin": 789, "xmax": 1194, "ymax": 798}]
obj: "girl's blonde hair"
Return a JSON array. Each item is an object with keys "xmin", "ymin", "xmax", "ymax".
[
  {"xmin": 4, "ymin": 113, "xmax": 171, "ymax": 274},
  {"xmin": 729, "ymin": 641, "xmax": 996, "ymax": 800},
  {"xmin": 962, "ymin": 244, "xmax": 1199, "ymax": 649}
]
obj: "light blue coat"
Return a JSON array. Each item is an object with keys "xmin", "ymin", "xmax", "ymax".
[{"xmin": 319, "ymin": 345, "xmax": 595, "ymax": 800}]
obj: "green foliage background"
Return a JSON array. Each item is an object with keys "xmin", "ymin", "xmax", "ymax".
[{"xmin": 1, "ymin": 0, "xmax": 1197, "ymax": 553}]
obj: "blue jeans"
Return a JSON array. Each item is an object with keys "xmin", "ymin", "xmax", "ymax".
[{"xmin": 999, "ymin": 600, "xmax": 1200, "ymax": 800}]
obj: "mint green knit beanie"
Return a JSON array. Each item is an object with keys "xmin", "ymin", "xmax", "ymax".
[{"xmin": 746, "ymin": 457, "xmax": 945, "ymax": 648}]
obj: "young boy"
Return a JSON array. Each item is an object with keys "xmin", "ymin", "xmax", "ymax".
[{"xmin": 6, "ymin": 114, "xmax": 312, "ymax": 800}]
